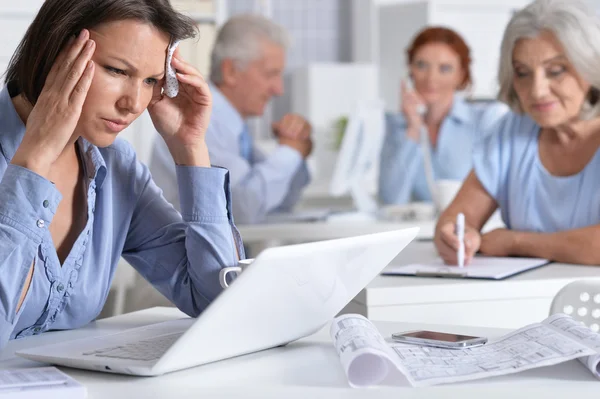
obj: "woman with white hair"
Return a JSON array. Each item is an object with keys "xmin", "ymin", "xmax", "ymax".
[{"xmin": 434, "ymin": 0, "xmax": 600, "ymax": 266}]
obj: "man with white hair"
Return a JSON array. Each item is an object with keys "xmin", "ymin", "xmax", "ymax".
[{"xmin": 150, "ymin": 14, "xmax": 313, "ymax": 224}]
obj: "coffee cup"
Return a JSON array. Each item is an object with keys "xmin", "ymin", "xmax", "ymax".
[
  {"xmin": 435, "ymin": 179, "xmax": 462, "ymax": 213},
  {"xmin": 219, "ymin": 259, "xmax": 254, "ymax": 288}
]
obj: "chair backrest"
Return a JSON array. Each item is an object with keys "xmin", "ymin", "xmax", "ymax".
[{"xmin": 550, "ymin": 279, "xmax": 600, "ymax": 333}]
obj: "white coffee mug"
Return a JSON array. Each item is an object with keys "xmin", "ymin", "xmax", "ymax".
[
  {"xmin": 435, "ymin": 179, "xmax": 462, "ymax": 213},
  {"xmin": 219, "ymin": 259, "xmax": 254, "ymax": 288}
]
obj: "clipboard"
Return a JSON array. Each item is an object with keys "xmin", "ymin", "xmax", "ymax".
[{"xmin": 382, "ymin": 257, "xmax": 550, "ymax": 280}]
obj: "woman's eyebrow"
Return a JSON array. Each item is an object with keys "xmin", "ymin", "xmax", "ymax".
[{"xmin": 106, "ymin": 55, "xmax": 164, "ymax": 78}]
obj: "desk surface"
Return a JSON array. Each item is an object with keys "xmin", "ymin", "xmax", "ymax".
[
  {"xmin": 237, "ymin": 210, "xmax": 505, "ymax": 244},
  {"xmin": 1, "ymin": 307, "xmax": 598, "ymax": 398},
  {"xmin": 238, "ymin": 219, "xmax": 436, "ymax": 243}
]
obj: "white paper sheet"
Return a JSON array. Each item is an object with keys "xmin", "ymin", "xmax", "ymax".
[
  {"xmin": 383, "ymin": 257, "xmax": 549, "ymax": 279},
  {"xmin": 543, "ymin": 314, "xmax": 600, "ymax": 378},
  {"xmin": 330, "ymin": 313, "xmax": 600, "ymax": 387},
  {"xmin": 329, "ymin": 314, "xmax": 401, "ymax": 387}
]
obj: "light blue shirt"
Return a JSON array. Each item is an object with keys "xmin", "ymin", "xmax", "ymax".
[
  {"xmin": 151, "ymin": 83, "xmax": 310, "ymax": 224},
  {"xmin": 0, "ymin": 85, "xmax": 244, "ymax": 350},
  {"xmin": 378, "ymin": 97, "xmax": 508, "ymax": 204},
  {"xmin": 473, "ymin": 112, "xmax": 600, "ymax": 232}
]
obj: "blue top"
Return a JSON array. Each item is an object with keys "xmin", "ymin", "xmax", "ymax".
[
  {"xmin": 151, "ymin": 83, "xmax": 310, "ymax": 224},
  {"xmin": 378, "ymin": 97, "xmax": 508, "ymax": 204},
  {"xmin": 0, "ymin": 85, "xmax": 244, "ymax": 350},
  {"xmin": 473, "ymin": 112, "xmax": 600, "ymax": 232}
]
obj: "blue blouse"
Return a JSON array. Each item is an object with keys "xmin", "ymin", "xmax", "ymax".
[
  {"xmin": 473, "ymin": 111, "xmax": 600, "ymax": 232},
  {"xmin": 378, "ymin": 97, "xmax": 508, "ymax": 204},
  {"xmin": 0, "ymin": 85, "xmax": 244, "ymax": 349}
]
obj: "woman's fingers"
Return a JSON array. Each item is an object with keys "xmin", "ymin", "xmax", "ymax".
[
  {"xmin": 50, "ymin": 30, "xmax": 90, "ymax": 89},
  {"xmin": 464, "ymin": 229, "xmax": 481, "ymax": 259},
  {"xmin": 176, "ymin": 72, "xmax": 211, "ymax": 104},
  {"xmin": 69, "ymin": 61, "xmax": 95, "ymax": 107},
  {"xmin": 45, "ymin": 35, "xmax": 76, "ymax": 87},
  {"xmin": 171, "ymin": 56, "xmax": 199, "ymax": 76},
  {"xmin": 62, "ymin": 39, "xmax": 96, "ymax": 96},
  {"xmin": 441, "ymin": 224, "xmax": 459, "ymax": 250}
]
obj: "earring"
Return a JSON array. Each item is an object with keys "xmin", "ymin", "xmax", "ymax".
[{"xmin": 588, "ymin": 87, "xmax": 600, "ymax": 105}]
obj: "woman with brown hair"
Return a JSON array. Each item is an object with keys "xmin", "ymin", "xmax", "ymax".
[
  {"xmin": 379, "ymin": 27, "xmax": 507, "ymax": 205},
  {"xmin": 0, "ymin": 0, "xmax": 243, "ymax": 349}
]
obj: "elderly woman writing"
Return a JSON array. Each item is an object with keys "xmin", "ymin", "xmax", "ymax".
[{"xmin": 435, "ymin": 0, "xmax": 600, "ymax": 266}]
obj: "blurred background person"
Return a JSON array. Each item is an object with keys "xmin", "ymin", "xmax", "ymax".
[
  {"xmin": 378, "ymin": 27, "xmax": 508, "ymax": 205},
  {"xmin": 150, "ymin": 14, "xmax": 313, "ymax": 225}
]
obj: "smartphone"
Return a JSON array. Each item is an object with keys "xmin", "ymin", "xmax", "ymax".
[{"xmin": 391, "ymin": 330, "xmax": 488, "ymax": 349}]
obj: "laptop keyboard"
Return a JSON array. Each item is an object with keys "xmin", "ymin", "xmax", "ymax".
[{"xmin": 82, "ymin": 332, "xmax": 184, "ymax": 361}]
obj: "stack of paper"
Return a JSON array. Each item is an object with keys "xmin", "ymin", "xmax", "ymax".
[{"xmin": 0, "ymin": 367, "xmax": 86, "ymax": 398}]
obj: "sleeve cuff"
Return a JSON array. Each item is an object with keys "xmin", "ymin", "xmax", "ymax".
[
  {"xmin": 272, "ymin": 145, "xmax": 304, "ymax": 173},
  {"xmin": 176, "ymin": 165, "xmax": 230, "ymax": 223},
  {"xmin": 0, "ymin": 164, "xmax": 62, "ymax": 239}
]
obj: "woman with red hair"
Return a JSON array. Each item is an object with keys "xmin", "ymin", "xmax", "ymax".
[{"xmin": 379, "ymin": 26, "xmax": 507, "ymax": 204}]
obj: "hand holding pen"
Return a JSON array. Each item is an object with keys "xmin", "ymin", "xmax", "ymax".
[
  {"xmin": 434, "ymin": 213, "xmax": 481, "ymax": 266},
  {"xmin": 456, "ymin": 213, "xmax": 465, "ymax": 268}
]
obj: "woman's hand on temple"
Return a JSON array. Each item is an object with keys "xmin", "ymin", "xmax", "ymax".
[
  {"xmin": 11, "ymin": 30, "xmax": 96, "ymax": 178},
  {"xmin": 148, "ymin": 50, "xmax": 212, "ymax": 167}
]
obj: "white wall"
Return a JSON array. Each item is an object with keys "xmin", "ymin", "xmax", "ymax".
[{"xmin": 0, "ymin": 1, "xmax": 44, "ymax": 77}]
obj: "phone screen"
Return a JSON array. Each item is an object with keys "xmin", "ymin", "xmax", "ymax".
[{"xmin": 399, "ymin": 330, "xmax": 480, "ymax": 343}]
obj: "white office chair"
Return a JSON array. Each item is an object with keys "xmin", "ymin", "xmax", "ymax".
[{"xmin": 550, "ymin": 280, "xmax": 600, "ymax": 333}]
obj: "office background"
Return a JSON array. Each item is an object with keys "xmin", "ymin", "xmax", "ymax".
[{"xmin": 3, "ymin": 0, "xmax": 600, "ymax": 317}]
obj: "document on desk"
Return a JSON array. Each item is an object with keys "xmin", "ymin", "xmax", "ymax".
[
  {"xmin": 330, "ymin": 313, "xmax": 600, "ymax": 387},
  {"xmin": 0, "ymin": 366, "xmax": 86, "ymax": 398},
  {"xmin": 382, "ymin": 256, "xmax": 549, "ymax": 279}
]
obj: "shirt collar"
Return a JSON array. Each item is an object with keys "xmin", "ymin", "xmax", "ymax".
[
  {"xmin": 446, "ymin": 95, "xmax": 472, "ymax": 125},
  {"xmin": 391, "ymin": 94, "xmax": 473, "ymax": 128},
  {"xmin": 78, "ymin": 137, "xmax": 107, "ymax": 189},
  {"xmin": 209, "ymin": 82, "xmax": 246, "ymax": 138},
  {"xmin": 0, "ymin": 85, "xmax": 107, "ymax": 188}
]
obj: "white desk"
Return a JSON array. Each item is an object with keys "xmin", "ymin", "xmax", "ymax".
[
  {"xmin": 238, "ymin": 219, "xmax": 435, "ymax": 244},
  {"xmin": 343, "ymin": 241, "xmax": 600, "ymax": 329},
  {"xmin": 238, "ymin": 210, "xmax": 504, "ymax": 248},
  {"xmin": 1, "ymin": 307, "xmax": 598, "ymax": 398}
]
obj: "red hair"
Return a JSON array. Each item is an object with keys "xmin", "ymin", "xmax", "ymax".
[{"xmin": 406, "ymin": 26, "xmax": 472, "ymax": 90}]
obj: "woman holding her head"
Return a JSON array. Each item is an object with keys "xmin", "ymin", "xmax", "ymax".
[
  {"xmin": 0, "ymin": 0, "xmax": 243, "ymax": 349},
  {"xmin": 435, "ymin": 0, "xmax": 600, "ymax": 266},
  {"xmin": 379, "ymin": 27, "xmax": 508, "ymax": 205}
]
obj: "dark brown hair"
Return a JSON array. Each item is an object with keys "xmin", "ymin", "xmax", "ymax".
[
  {"xmin": 406, "ymin": 26, "xmax": 472, "ymax": 90},
  {"xmin": 4, "ymin": 0, "xmax": 197, "ymax": 105}
]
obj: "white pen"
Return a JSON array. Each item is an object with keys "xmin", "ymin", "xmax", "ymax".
[{"xmin": 456, "ymin": 212, "xmax": 465, "ymax": 268}]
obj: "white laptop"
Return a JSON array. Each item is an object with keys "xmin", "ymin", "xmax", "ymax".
[{"xmin": 17, "ymin": 228, "xmax": 419, "ymax": 376}]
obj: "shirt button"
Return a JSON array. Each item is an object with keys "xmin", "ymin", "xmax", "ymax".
[
  {"xmin": 36, "ymin": 219, "xmax": 45, "ymax": 228},
  {"xmin": 57, "ymin": 283, "xmax": 65, "ymax": 293},
  {"xmin": 33, "ymin": 327, "xmax": 41, "ymax": 333},
  {"xmin": 43, "ymin": 200, "xmax": 49, "ymax": 208}
]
